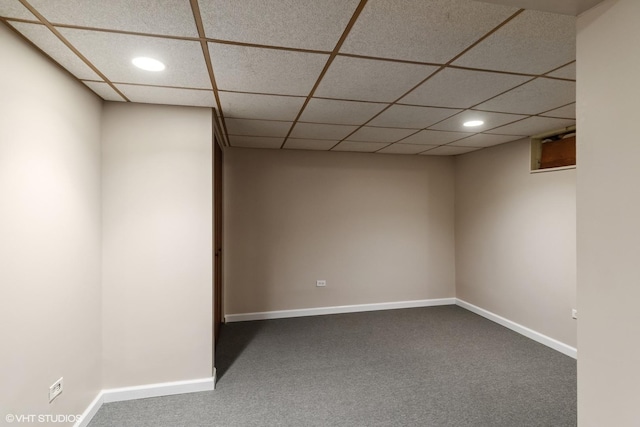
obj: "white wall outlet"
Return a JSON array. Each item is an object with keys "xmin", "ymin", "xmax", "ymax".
[
  {"xmin": 572, "ymin": 309, "xmax": 578, "ymax": 319},
  {"xmin": 316, "ymin": 280, "xmax": 326, "ymax": 287},
  {"xmin": 49, "ymin": 377, "xmax": 63, "ymax": 402}
]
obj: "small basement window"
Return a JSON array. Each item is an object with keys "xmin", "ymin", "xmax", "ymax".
[{"xmin": 530, "ymin": 126, "xmax": 576, "ymax": 172}]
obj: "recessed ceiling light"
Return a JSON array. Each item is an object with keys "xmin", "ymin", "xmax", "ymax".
[
  {"xmin": 463, "ymin": 120, "xmax": 484, "ymax": 127},
  {"xmin": 132, "ymin": 57, "xmax": 165, "ymax": 72}
]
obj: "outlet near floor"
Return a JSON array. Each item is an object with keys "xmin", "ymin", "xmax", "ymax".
[
  {"xmin": 49, "ymin": 377, "xmax": 63, "ymax": 402},
  {"xmin": 316, "ymin": 280, "xmax": 326, "ymax": 287}
]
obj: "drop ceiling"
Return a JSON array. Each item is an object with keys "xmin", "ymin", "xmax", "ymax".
[{"xmin": 0, "ymin": 0, "xmax": 588, "ymax": 156}]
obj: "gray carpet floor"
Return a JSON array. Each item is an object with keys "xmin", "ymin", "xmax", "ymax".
[{"xmin": 88, "ymin": 306, "xmax": 576, "ymax": 426}]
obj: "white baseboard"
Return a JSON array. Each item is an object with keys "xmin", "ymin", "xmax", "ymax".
[
  {"xmin": 455, "ymin": 299, "xmax": 577, "ymax": 359},
  {"xmin": 74, "ymin": 376, "xmax": 215, "ymax": 427},
  {"xmin": 225, "ymin": 298, "xmax": 456, "ymax": 322}
]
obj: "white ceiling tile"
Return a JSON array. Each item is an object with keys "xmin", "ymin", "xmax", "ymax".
[
  {"xmin": 225, "ymin": 118, "xmax": 292, "ymax": 137},
  {"xmin": 59, "ymin": 28, "xmax": 211, "ymax": 88},
  {"xmin": 84, "ymin": 81, "xmax": 125, "ymax": 102},
  {"xmin": 116, "ymin": 84, "xmax": 215, "ymax": 107},
  {"xmin": 453, "ymin": 10, "xmax": 576, "ymax": 74},
  {"xmin": 420, "ymin": 146, "xmax": 481, "ymax": 156},
  {"xmin": 28, "ymin": 0, "xmax": 198, "ymax": 37},
  {"xmin": 400, "ymin": 130, "xmax": 471, "ymax": 145},
  {"xmin": 430, "ymin": 110, "xmax": 527, "ymax": 132},
  {"xmin": 475, "ymin": 0, "xmax": 604, "ymax": 16},
  {"xmin": 475, "ymin": 78, "xmax": 576, "ymax": 115},
  {"xmin": 0, "ymin": 1, "xmax": 37, "ymax": 20},
  {"xmin": 346, "ymin": 127, "xmax": 416, "ymax": 143},
  {"xmin": 285, "ymin": 139, "xmax": 338, "ymax": 151},
  {"xmin": 547, "ymin": 62, "xmax": 576, "ymax": 79},
  {"xmin": 377, "ymin": 144, "xmax": 429, "ymax": 155},
  {"xmin": 452, "ymin": 133, "xmax": 521, "ymax": 147},
  {"xmin": 300, "ymin": 99, "xmax": 387, "ymax": 125},
  {"xmin": 400, "ymin": 68, "xmax": 531, "ymax": 108},
  {"xmin": 210, "ymin": 43, "xmax": 328, "ymax": 96},
  {"xmin": 219, "ymin": 92, "xmax": 305, "ymax": 121},
  {"xmin": 368, "ymin": 105, "xmax": 461, "ymax": 129},
  {"xmin": 230, "ymin": 135, "xmax": 283, "ymax": 149},
  {"xmin": 340, "ymin": 0, "xmax": 518, "ymax": 63},
  {"xmin": 289, "ymin": 123, "xmax": 358, "ymax": 140},
  {"xmin": 487, "ymin": 117, "xmax": 575, "ymax": 136},
  {"xmin": 541, "ymin": 103, "xmax": 576, "ymax": 119},
  {"xmin": 332, "ymin": 141, "xmax": 389, "ymax": 153},
  {"xmin": 315, "ymin": 56, "xmax": 438, "ymax": 102},
  {"xmin": 200, "ymin": 0, "xmax": 359, "ymax": 50},
  {"xmin": 10, "ymin": 22, "xmax": 100, "ymax": 80}
]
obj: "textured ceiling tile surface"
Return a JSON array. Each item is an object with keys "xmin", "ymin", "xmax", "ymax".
[
  {"xmin": 0, "ymin": 1, "xmax": 37, "ymax": 20},
  {"xmin": 377, "ymin": 144, "xmax": 429, "ymax": 154},
  {"xmin": 300, "ymin": 99, "xmax": 388, "ymax": 125},
  {"xmin": 220, "ymin": 92, "xmax": 306, "ymax": 121},
  {"xmin": 547, "ymin": 62, "xmax": 576, "ymax": 79},
  {"xmin": 399, "ymin": 130, "xmax": 471, "ymax": 145},
  {"xmin": 285, "ymin": 138, "xmax": 338, "ymax": 151},
  {"xmin": 200, "ymin": 0, "xmax": 359, "ymax": 50},
  {"xmin": 346, "ymin": 126, "xmax": 416, "ymax": 143},
  {"xmin": 59, "ymin": 28, "xmax": 212, "ymax": 88},
  {"xmin": 400, "ymin": 68, "xmax": 530, "ymax": 108},
  {"xmin": 315, "ymin": 56, "xmax": 438, "ymax": 102},
  {"xmin": 487, "ymin": 116, "xmax": 576, "ymax": 136},
  {"xmin": 225, "ymin": 118, "xmax": 292, "ymax": 137},
  {"xmin": 540, "ymin": 103, "xmax": 576, "ymax": 119},
  {"xmin": 115, "ymin": 84, "xmax": 215, "ymax": 107},
  {"xmin": 368, "ymin": 105, "xmax": 461, "ymax": 129},
  {"xmin": 289, "ymin": 123, "xmax": 359, "ymax": 140},
  {"xmin": 452, "ymin": 133, "xmax": 521, "ymax": 147},
  {"xmin": 340, "ymin": 0, "xmax": 518, "ymax": 63},
  {"xmin": 11, "ymin": 22, "xmax": 100, "ymax": 80},
  {"xmin": 210, "ymin": 43, "xmax": 328, "ymax": 96},
  {"xmin": 230, "ymin": 135, "xmax": 284, "ymax": 149},
  {"xmin": 28, "ymin": 0, "xmax": 198, "ymax": 37},
  {"xmin": 453, "ymin": 9, "xmax": 576, "ymax": 74},
  {"xmin": 475, "ymin": 78, "xmax": 576, "ymax": 115},
  {"xmin": 332, "ymin": 141, "xmax": 389, "ymax": 152},
  {"xmin": 84, "ymin": 81, "xmax": 125, "ymax": 101},
  {"xmin": 430, "ymin": 110, "xmax": 527, "ymax": 132},
  {"xmin": 420, "ymin": 145, "xmax": 481, "ymax": 156}
]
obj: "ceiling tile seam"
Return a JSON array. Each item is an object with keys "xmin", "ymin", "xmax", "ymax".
[
  {"xmin": 45, "ymin": 21, "xmax": 200, "ymax": 42},
  {"xmin": 331, "ymin": 8, "xmax": 526, "ymax": 152},
  {"xmin": 219, "ymin": 89, "xmax": 307, "ymax": 99},
  {"xmin": 189, "ymin": 0, "xmax": 230, "ymax": 147},
  {"xmin": 1, "ymin": 17, "xmax": 39, "ymax": 25},
  {"xmin": 207, "ymin": 38, "xmax": 330, "ymax": 55},
  {"xmin": 17, "ymin": 0, "xmax": 129, "ymax": 102},
  {"xmin": 543, "ymin": 60, "xmax": 576, "ymax": 76},
  {"xmin": 109, "ymin": 82, "xmax": 215, "ymax": 92},
  {"xmin": 1, "ymin": 18, "xmax": 100, "ymax": 96},
  {"xmin": 534, "ymin": 101, "xmax": 577, "ymax": 116},
  {"xmin": 371, "ymin": 129, "xmax": 424, "ymax": 153},
  {"xmin": 279, "ymin": 0, "xmax": 370, "ymax": 150}
]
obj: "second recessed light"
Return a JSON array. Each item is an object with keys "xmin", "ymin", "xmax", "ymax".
[
  {"xmin": 463, "ymin": 120, "xmax": 484, "ymax": 127},
  {"xmin": 132, "ymin": 57, "xmax": 165, "ymax": 72}
]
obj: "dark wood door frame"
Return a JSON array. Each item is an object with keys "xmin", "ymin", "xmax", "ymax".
[{"xmin": 213, "ymin": 136, "xmax": 223, "ymax": 346}]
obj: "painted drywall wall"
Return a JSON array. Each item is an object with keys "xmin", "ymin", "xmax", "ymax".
[
  {"xmin": 455, "ymin": 139, "xmax": 577, "ymax": 348},
  {"xmin": 224, "ymin": 148, "xmax": 456, "ymax": 315},
  {"xmin": 0, "ymin": 23, "xmax": 103, "ymax": 420},
  {"xmin": 577, "ymin": 0, "xmax": 640, "ymax": 425},
  {"xmin": 101, "ymin": 103, "xmax": 213, "ymax": 388}
]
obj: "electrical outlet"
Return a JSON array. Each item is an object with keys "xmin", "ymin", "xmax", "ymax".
[
  {"xmin": 316, "ymin": 280, "xmax": 326, "ymax": 287},
  {"xmin": 572, "ymin": 309, "xmax": 578, "ymax": 319},
  {"xmin": 49, "ymin": 377, "xmax": 63, "ymax": 402}
]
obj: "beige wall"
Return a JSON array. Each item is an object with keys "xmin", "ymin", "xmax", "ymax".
[
  {"xmin": 455, "ymin": 139, "xmax": 577, "ymax": 348},
  {"xmin": 577, "ymin": 0, "xmax": 640, "ymax": 424},
  {"xmin": 0, "ymin": 23, "xmax": 103, "ymax": 420},
  {"xmin": 224, "ymin": 148, "xmax": 456, "ymax": 315},
  {"xmin": 101, "ymin": 103, "xmax": 213, "ymax": 387}
]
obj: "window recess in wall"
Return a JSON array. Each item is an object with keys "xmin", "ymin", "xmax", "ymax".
[{"xmin": 530, "ymin": 126, "xmax": 576, "ymax": 172}]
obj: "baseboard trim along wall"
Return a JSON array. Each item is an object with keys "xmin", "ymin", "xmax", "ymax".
[
  {"xmin": 74, "ymin": 376, "xmax": 215, "ymax": 427},
  {"xmin": 224, "ymin": 298, "xmax": 457, "ymax": 323},
  {"xmin": 455, "ymin": 299, "xmax": 577, "ymax": 359}
]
